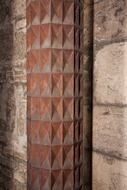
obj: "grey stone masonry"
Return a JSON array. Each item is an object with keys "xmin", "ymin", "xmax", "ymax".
[{"xmin": 0, "ymin": 0, "xmax": 27, "ymax": 189}]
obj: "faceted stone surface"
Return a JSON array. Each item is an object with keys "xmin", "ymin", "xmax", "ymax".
[{"xmin": 27, "ymin": 0, "xmax": 83, "ymax": 189}]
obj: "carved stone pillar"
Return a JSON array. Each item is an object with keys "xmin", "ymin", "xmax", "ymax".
[{"xmin": 27, "ymin": 0, "xmax": 83, "ymax": 189}]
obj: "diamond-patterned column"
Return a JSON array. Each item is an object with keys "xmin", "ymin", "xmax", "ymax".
[{"xmin": 27, "ymin": 0, "xmax": 83, "ymax": 189}]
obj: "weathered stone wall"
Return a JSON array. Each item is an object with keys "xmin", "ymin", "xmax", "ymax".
[
  {"xmin": 93, "ymin": 0, "xmax": 127, "ymax": 189},
  {"xmin": 2, "ymin": 0, "xmax": 126, "ymax": 189},
  {"xmin": 0, "ymin": 0, "xmax": 27, "ymax": 189}
]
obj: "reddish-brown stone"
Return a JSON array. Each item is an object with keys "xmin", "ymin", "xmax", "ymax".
[{"xmin": 27, "ymin": 0, "xmax": 83, "ymax": 189}]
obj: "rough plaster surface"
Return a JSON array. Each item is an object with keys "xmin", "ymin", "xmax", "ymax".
[{"xmin": 0, "ymin": 0, "xmax": 27, "ymax": 189}]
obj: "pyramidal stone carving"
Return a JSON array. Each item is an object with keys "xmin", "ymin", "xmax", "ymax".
[{"xmin": 27, "ymin": 0, "xmax": 83, "ymax": 189}]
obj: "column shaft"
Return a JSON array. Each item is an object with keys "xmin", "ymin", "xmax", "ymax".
[{"xmin": 27, "ymin": 0, "xmax": 83, "ymax": 189}]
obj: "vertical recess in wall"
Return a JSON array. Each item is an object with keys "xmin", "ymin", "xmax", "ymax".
[
  {"xmin": 27, "ymin": 0, "xmax": 83, "ymax": 189},
  {"xmin": 83, "ymin": 0, "xmax": 93, "ymax": 189}
]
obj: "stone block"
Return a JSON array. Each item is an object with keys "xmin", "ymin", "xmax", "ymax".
[
  {"xmin": 94, "ymin": 42, "xmax": 127, "ymax": 105},
  {"xmin": 93, "ymin": 105, "xmax": 127, "ymax": 159},
  {"xmin": 12, "ymin": 0, "xmax": 26, "ymax": 19},
  {"xmin": 94, "ymin": 0, "xmax": 127, "ymax": 43},
  {"xmin": 93, "ymin": 152, "xmax": 127, "ymax": 190}
]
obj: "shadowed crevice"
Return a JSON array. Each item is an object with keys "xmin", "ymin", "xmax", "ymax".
[{"xmin": 0, "ymin": 0, "xmax": 15, "ymax": 189}]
